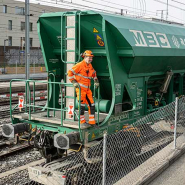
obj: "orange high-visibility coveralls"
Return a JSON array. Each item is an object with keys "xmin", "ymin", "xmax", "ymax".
[{"xmin": 68, "ymin": 60, "xmax": 98, "ymax": 124}]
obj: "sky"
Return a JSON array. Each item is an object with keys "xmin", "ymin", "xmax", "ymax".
[{"xmin": 15, "ymin": 0, "xmax": 185, "ymax": 24}]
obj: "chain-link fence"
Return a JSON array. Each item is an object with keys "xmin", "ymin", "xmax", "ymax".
[
  {"xmin": 11, "ymin": 97, "xmax": 185, "ymax": 185},
  {"xmin": 0, "ymin": 47, "xmax": 45, "ymax": 74}
]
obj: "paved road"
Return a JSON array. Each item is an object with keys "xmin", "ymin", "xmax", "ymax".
[{"xmin": 149, "ymin": 153, "xmax": 185, "ymax": 185}]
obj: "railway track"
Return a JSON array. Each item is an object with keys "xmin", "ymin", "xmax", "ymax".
[
  {"xmin": 0, "ymin": 143, "xmax": 31, "ymax": 157},
  {"xmin": 0, "ymin": 91, "xmax": 48, "ymax": 157},
  {"xmin": 0, "ymin": 129, "xmax": 32, "ymax": 158},
  {"xmin": 0, "ymin": 97, "xmax": 47, "ymax": 107},
  {"xmin": 0, "ymin": 99, "xmax": 47, "ymax": 159},
  {"xmin": 0, "ymin": 89, "xmax": 48, "ymax": 106},
  {"xmin": 0, "ymin": 101, "xmax": 47, "ymax": 119},
  {"xmin": 27, "ymin": 132, "xmax": 174, "ymax": 185},
  {"xmin": 23, "ymin": 181, "xmax": 43, "ymax": 185},
  {"xmin": 0, "ymin": 109, "xmax": 19, "ymax": 119},
  {"xmin": 0, "ymin": 127, "xmax": 176, "ymax": 185},
  {"xmin": 0, "ymin": 136, "xmax": 14, "ymax": 147},
  {"xmin": 0, "ymin": 100, "xmax": 19, "ymax": 106},
  {"xmin": 0, "ymin": 138, "xmax": 172, "ymax": 185},
  {"xmin": 0, "ymin": 159, "xmax": 45, "ymax": 185}
]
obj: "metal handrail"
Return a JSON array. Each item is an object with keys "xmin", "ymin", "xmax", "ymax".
[
  {"xmin": 76, "ymin": 11, "xmax": 82, "ymax": 63},
  {"xmin": 97, "ymin": 86, "xmax": 100, "ymax": 125},
  {"xmin": 10, "ymin": 79, "xmax": 83, "ymax": 141},
  {"xmin": 61, "ymin": 11, "xmax": 81, "ymax": 63},
  {"xmin": 61, "ymin": 12, "xmax": 66, "ymax": 63},
  {"xmin": 93, "ymin": 85, "xmax": 100, "ymax": 125},
  {"xmin": 48, "ymin": 73, "xmax": 56, "ymax": 117},
  {"xmin": 33, "ymin": 81, "xmax": 35, "ymax": 112},
  {"xmin": 10, "ymin": 79, "xmax": 100, "ymax": 141}
]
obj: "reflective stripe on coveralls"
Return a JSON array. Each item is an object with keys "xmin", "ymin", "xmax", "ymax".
[
  {"xmin": 69, "ymin": 76, "xmax": 75, "ymax": 80},
  {"xmin": 78, "ymin": 83, "xmax": 88, "ymax": 88},
  {"xmin": 80, "ymin": 115, "xmax": 86, "ymax": 124},
  {"xmin": 67, "ymin": 59, "xmax": 98, "ymax": 125},
  {"xmin": 70, "ymin": 68, "xmax": 76, "ymax": 74},
  {"xmin": 76, "ymin": 73, "xmax": 91, "ymax": 79},
  {"xmin": 89, "ymin": 114, "xmax": 95, "ymax": 124},
  {"xmin": 76, "ymin": 88, "xmax": 96, "ymax": 124}
]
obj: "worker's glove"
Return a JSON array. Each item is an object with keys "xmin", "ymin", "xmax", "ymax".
[
  {"xmin": 94, "ymin": 80, "xmax": 99, "ymax": 88},
  {"xmin": 72, "ymin": 80, "xmax": 79, "ymax": 88}
]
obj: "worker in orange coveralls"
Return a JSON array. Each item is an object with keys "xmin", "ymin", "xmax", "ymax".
[{"xmin": 68, "ymin": 50, "xmax": 99, "ymax": 127}]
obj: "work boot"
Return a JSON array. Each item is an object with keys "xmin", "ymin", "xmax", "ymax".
[
  {"xmin": 80, "ymin": 115, "xmax": 86, "ymax": 124},
  {"xmin": 89, "ymin": 114, "xmax": 96, "ymax": 124}
]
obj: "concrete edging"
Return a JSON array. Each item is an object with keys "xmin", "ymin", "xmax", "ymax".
[
  {"xmin": 115, "ymin": 134, "xmax": 185, "ymax": 185},
  {"xmin": 140, "ymin": 144, "xmax": 185, "ymax": 185}
]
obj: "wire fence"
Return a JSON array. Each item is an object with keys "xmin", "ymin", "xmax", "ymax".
[
  {"xmin": 4, "ymin": 96, "xmax": 185, "ymax": 185},
  {"xmin": 0, "ymin": 47, "xmax": 45, "ymax": 74}
]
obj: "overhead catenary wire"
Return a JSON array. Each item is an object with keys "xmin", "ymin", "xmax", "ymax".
[
  {"xmin": 0, "ymin": 2, "xmax": 56, "ymax": 37},
  {"xmin": 0, "ymin": 4, "xmax": 51, "ymax": 15},
  {"xmin": 80, "ymin": 0, "xmax": 185, "ymax": 22},
  {"xmin": 82, "ymin": 0, "xmax": 154, "ymax": 17},
  {"xmin": 172, "ymin": 0, "xmax": 185, "ymax": 22},
  {"xmin": 0, "ymin": 1, "xmax": 63, "ymax": 14},
  {"xmin": 19, "ymin": 0, "xmax": 149, "ymax": 17},
  {"xmin": 0, "ymin": 1, "xmax": 64, "ymax": 17},
  {"xmin": 138, "ymin": 0, "xmax": 143, "ymax": 16},
  {"xmin": 10, "ymin": 0, "xmax": 185, "ymax": 23},
  {"xmin": 154, "ymin": 0, "xmax": 185, "ymax": 11},
  {"xmin": 3, "ymin": 0, "xmax": 110, "ymax": 15},
  {"xmin": 33, "ymin": 0, "xmax": 120, "ymax": 14},
  {"xmin": 80, "ymin": 0, "xmax": 184, "ymax": 22},
  {"xmin": 8, "ymin": 0, "xmax": 184, "ymax": 17},
  {"xmin": 172, "ymin": 0, "xmax": 185, "ymax": 6},
  {"xmin": 97, "ymin": 0, "xmax": 156, "ymax": 15},
  {"xmin": 2, "ymin": 0, "xmax": 185, "ymax": 24}
]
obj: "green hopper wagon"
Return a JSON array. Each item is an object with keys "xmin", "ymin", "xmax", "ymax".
[{"xmin": 3, "ymin": 10, "xmax": 185, "ymax": 159}]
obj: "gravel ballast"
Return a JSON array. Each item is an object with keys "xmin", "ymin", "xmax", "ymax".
[
  {"xmin": 0, "ymin": 149, "xmax": 42, "ymax": 173},
  {"xmin": 0, "ymin": 169, "xmax": 30, "ymax": 185}
]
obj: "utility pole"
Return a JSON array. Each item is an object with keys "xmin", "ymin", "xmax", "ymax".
[
  {"xmin": 25, "ymin": 0, "xmax": 30, "ymax": 81},
  {"xmin": 156, "ymin": 10, "xmax": 165, "ymax": 21},
  {"xmin": 166, "ymin": 0, "xmax": 169, "ymax": 20},
  {"xmin": 25, "ymin": 0, "xmax": 30, "ymax": 103},
  {"xmin": 161, "ymin": 10, "xmax": 164, "ymax": 20},
  {"xmin": 3, "ymin": 39, "xmax": 8, "ymax": 74}
]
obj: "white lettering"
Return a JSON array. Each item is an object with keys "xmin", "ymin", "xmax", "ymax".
[
  {"xmin": 180, "ymin": 38, "xmax": 185, "ymax": 46},
  {"xmin": 144, "ymin": 31, "xmax": 160, "ymax": 47},
  {"xmin": 129, "ymin": 30, "xmax": 147, "ymax": 47},
  {"xmin": 156, "ymin": 33, "xmax": 171, "ymax": 48},
  {"xmin": 130, "ymin": 30, "xmax": 171, "ymax": 48}
]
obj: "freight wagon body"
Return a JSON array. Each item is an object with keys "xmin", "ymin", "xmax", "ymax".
[{"xmin": 3, "ymin": 11, "xmax": 185, "ymax": 159}]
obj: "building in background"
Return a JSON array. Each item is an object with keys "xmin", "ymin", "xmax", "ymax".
[
  {"xmin": 0, "ymin": 0, "xmax": 69, "ymax": 74},
  {"xmin": 0, "ymin": 0, "xmax": 68, "ymax": 47}
]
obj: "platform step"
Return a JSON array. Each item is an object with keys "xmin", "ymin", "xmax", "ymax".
[
  {"xmin": 65, "ymin": 49, "xmax": 75, "ymax": 52},
  {"xmin": 64, "ymin": 96, "xmax": 74, "ymax": 99},
  {"xmin": 65, "ymin": 26, "xmax": 75, "ymax": 28},
  {"xmin": 65, "ymin": 61, "xmax": 76, "ymax": 64},
  {"xmin": 65, "ymin": 38, "xmax": 75, "ymax": 40}
]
